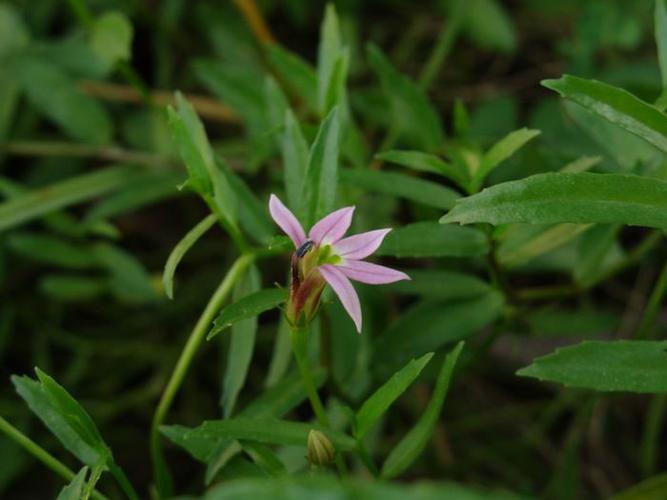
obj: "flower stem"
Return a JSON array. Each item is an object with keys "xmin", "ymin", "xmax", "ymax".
[
  {"xmin": 0, "ymin": 416, "xmax": 108, "ymax": 500},
  {"xmin": 289, "ymin": 325, "xmax": 330, "ymax": 427},
  {"xmin": 150, "ymin": 253, "xmax": 254, "ymax": 498}
]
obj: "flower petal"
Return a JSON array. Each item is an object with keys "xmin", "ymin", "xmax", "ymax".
[
  {"xmin": 319, "ymin": 264, "xmax": 362, "ymax": 333},
  {"xmin": 308, "ymin": 206, "xmax": 355, "ymax": 245},
  {"xmin": 337, "ymin": 260, "xmax": 410, "ymax": 284},
  {"xmin": 333, "ymin": 228, "xmax": 391, "ymax": 260},
  {"xmin": 269, "ymin": 194, "xmax": 306, "ymax": 247}
]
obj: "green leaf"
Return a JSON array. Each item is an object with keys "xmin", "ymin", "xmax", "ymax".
[
  {"xmin": 517, "ymin": 340, "xmax": 667, "ymax": 392},
  {"xmin": 573, "ymin": 224, "xmax": 621, "ymax": 286},
  {"xmin": 470, "ymin": 128, "xmax": 540, "ymax": 191},
  {"xmin": 7, "ymin": 232, "xmax": 97, "ymax": 269},
  {"xmin": 459, "ymin": 0, "xmax": 516, "ymax": 53},
  {"xmin": 377, "ymin": 222, "xmax": 489, "ymax": 258},
  {"xmin": 340, "ymin": 168, "xmax": 460, "ymax": 210},
  {"xmin": 441, "ymin": 172, "xmax": 667, "ymax": 228},
  {"xmin": 228, "ymin": 172, "xmax": 275, "ymax": 245},
  {"xmin": 16, "ymin": 57, "xmax": 112, "ymax": 145},
  {"xmin": 12, "ymin": 370, "xmax": 111, "ymax": 466},
  {"xmin": 0, "ymin": 165, "xmax": 139, "ymax": 233},
  {"xmin": 302, "ymin": 107, "xmax": 340, "ymax": 227},
  {"xmin": 208, "ymin": 288, "xmax": 286, "ymax": 340},
  {"xmin": 613, "ymin": 472, "xmax": 667, "ymax": 500},
  {"xmin": 222, "ymin": 265, "xmax": 261, "ymax": 417},
  {"xmin": 265, "ymin": 44, "xmax": 318, "ymax": 113},
  {"xmin": 39, "ymin": 275, "xmax": 106, "ymax": 302},
  {"xmin": 161, "ymin": 418, "xmax": 355, "ymax": 459},
  {"xmin": 56, "ymin": 467, "xmax": 88, "ymax": 500},
  {"xmin": 93, "ymin": 243, "xmax": 157, "ymax": 304},
  {"xmin": 497, "ymin": 223, "xmax": 592, "ymax": 268},
  {"xmin": 543, "ymin": 75, "xmax": 667, "ymax": 154},
  {"xmin": 317, "ymin": 3, "xmax": 343, "ymax": 114},
  {"xmin": 656, "ymin": 0, "xmax": 667, "ymax": 88},
  {"xmin": 163, "ymin": 214, "xmax": 216, "ymax": 299},
  {"xmin": 381, "ymin": 341, "xmax": 464, "ymax": 479},
  {"xmin": 168, "ymin": 92, "xmax": 237, "ymax": 224},
  {"xmin": 386, "ymin": 269, "xmax": 491, "ymax": 301},
  {"xmin": 85, "ymin": 171, "xmax": 182, "ymax": 223},
  {"xmin": 375, "ymin": 292, "xmax": 503, "ymax": 378},
  {"xmin": 281, "ymin": 110, "xmax": 309, "ymax": 211},
  {"xmin": 376, "ymin": 150, "xmax": 469, "ymax": 191},
  {"xmin": 90, "ymin": 11, "xmax": 133, "ymax": 69},
  {"xmin": 0, "ymin": 4, "xmax": 29, "ymax": 58},
  {"xmin": 561, "ymin": 155, "xmax": 602, "ymax": 173},
  {"xmin": 355, "ymin": 353, "xmax": 434, "ymax": 439},
  {"xmin": 367, "ymin": 44, "xmax": 444, "ymax": 152}
]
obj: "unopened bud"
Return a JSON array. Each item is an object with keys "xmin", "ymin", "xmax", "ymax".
[{"xmin": 307, "ymin": 429, "xmax": 335, "ymax": 467}]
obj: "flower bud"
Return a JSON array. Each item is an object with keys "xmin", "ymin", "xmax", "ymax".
[{"xmin": 307, "ymin": 429, "xmax": 335, "ymax": 467}]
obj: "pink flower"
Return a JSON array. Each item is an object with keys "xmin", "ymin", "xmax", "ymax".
[{"xmin": 269, "ymin": 194, "xmax": 409, "ymax": 333}]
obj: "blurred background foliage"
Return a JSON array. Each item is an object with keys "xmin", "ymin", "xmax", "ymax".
[{"xmin": 1, "ymin": 0, "xmax": 667, "ymax": 498}]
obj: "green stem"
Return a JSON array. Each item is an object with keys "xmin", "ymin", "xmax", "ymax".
[
  {"xmin": 0, "ymin": 416, "xmax": 107, "ymax": 500},
  {"xmin": 418, "ymin": 0, "xmax": 463, "ymax": 90},
  {"xmin": 356, "ymin": 441, "xmax": 379, "ymax": 477},
  {"xmin": 289, "ymin": 325, "xmax": 329, "ymax": 427},
  {"xmin": 640, "ymin": 394, "xmax": 667, "ymax": 477},
  {"xmin": 636, "ymin": 258, "xmax": 667, "ymax": 339},
  {"xmin": 108, "ymin": 462, "xmax": 140, "ymax": 500},
  {"xmin": 150, "ymin": 253, "xmax": 254, "ymax": 498}
]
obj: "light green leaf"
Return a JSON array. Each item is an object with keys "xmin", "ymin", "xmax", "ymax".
[
  {"xmin": 302, "ymin": 107, "xmax": 340, "ymax": 227},
  {"xmin": 561, "ymin": 155, "xmax": 602, "ymax": 173},
  {"xmin": 90, "ymin": 11, "xmax": 133, "ymax": 69},
  {"xmin": 281, "ymin": 110, "xmax": 309, "ymax": 211},
  {"xmin": 656, "ymin": 0, "xmax": 667, "ymax": 88},
  {"xmin": 517, "ymin": 340, "xmax": 667, "ymax": 393},
  {"xmin": 227, "ymin": 172, "xmax": 275, "ymax": 245},
  {"xmin": 0, "ymin": 165, "xmax": 139, "ymax": 233},
  {"xmin": 56, "ymin": 467, "xmax": 88, "ymax": 500},
  {"xmin": 16, "ymin": 57, "xmax": 112, "ymax": 145},
  {"xmin": 208, "ymin": 288, "xmax": 286, "ymax": 340},
  {"xmin": 367, "ymin": 44, "xmax": 444, "ymax": 152},
  {"xmin": 222, "ymin": 265, "xmax": 261, "ymax": 417},
  {"xmin": 612, "ymin": 472, "xmax": 667, "ymax": 500},
  {"xmin": 543, "ymin": 75, "xmax": 667, "ymax": 154},
  {"xmin": 161, "ymin": 418, "xmax": 355, "ymax": 458},
  {"xmin": 12, "ymin": 369, "xmax": 111, "ymax": 467},
  {"xmin": 340, "ymin": 168, "xmax": 460, "ymax": 210},
  {"xmin": 573, "ymin": 224, "xmax": 621, "ymax": 286},
  {"xmin": 376, "ymin": 150, "xmax": 469, "ymax": 190},
  {"xmin": 7, "ymin": 232, "xmax": 97, "ymax": 269},
  {"xmin": 377, "ymin": 222, "xmax": 489, "ymax": 258},
  {"xmin": 0, "ymin": 4, "xmax": 29, "ymax": 58},
  {"xmin": 265, "ymin": 318, "xmax": 293, "ymax": 388},
  {"xmin": 470, "ymin": 128, "xmax": 540, "ymax": 191},
  {"xmin": 163, "ymin": 214, "xmax": 216, "ymax": 299},
  {"xmin": 265, "ymin": 44, "xmax": 318, "ymax": 113},
  {"xmin": 441, "ymin": 172, "xmax": 667, "ymax": 228},
  {"xmin": 355, "ymin": 353, "xmax": 434, "ymax": 439},
  {"xmin": 381, "ymin": 341, "xmax": 464, "ymax": 479},
  {"xmin": 317, "ymin": 3, "xmax": 343, "ymax": 113}
]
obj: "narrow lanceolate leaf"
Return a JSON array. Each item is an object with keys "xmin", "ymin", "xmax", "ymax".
[
  {"xmin": 381, "ymin": 341, "xmax": 464, "ymax": 479},
  {"xmin": 367, "ymin": 44, "xmax": 444, "ymax": 152},
  {"xmin": 317, "ymin": 3, "xmax": 343, "ymax": 113},
  {"xmin": 441, "ymin": 172, "xmax": 667, "ymax": 229},
  {"xmin": 355, "ymin": 353, "xmax": 434, "ymax": 439},
  {"xmin": 0, "ymin": 165, "xmax": 139, "ymax": 233},
  {"xmin": 282, "ymin": 110, "xmax": 309, "ymax": 210},
  {"xmin": 163, "ymin": 214, "xmax": 216, "ymax": 299},
  {"xmin": 161, "ymin": 418, "xmax": 355, "ymax": 455},
  {"xmin": 7, "ymin": 232, "xmax": 97, "ymax": 269},
  {"xmin": 656, "ymin": 0, "xmax": 667, "ymax": 88},
  {"xmin": 377, "ymin": 222, "xmax": 489, "ymax": 258},
  {"xmin": 517, "ymin": 340, "xmax": 667, "ymax": 393},
  {"xmin": 376, "ymin": 150, "xmax": 469, "ymax": 191},
  {"xmin": 222, "ymin": 265, "xmax": 261, "ymax": 417},
  {"xmin": 208, "ymin": 288, "xmax": 286, "ymax": 340},
  {"xmin": 265, "ymin": 44, "xmax": 318, "ymax": 112},
  {"xmin": 340, "ymin": 169, "xmax": 460, "ymax": 210},
  {"xmin": 387, "ymin": 269, "xmax": 491, "ymax": 301},
  {"xmin": 470, "ymin": 128, "xmax": 540, "ymax": 191},
  {"xmin": 543, "ymin": 75, "xmax": 667, "ymax": 154},
  {"xmin": 56, "ymin": 467, "xmax": 88, "ymax": 500},
  {"xmin": 12, "ymin": 369, "xmax": 111, "ymax": 466},
  {"xmin": 302, "ymin": 107, "xmax": 340, "ymax": 227}
]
